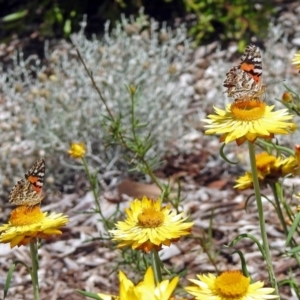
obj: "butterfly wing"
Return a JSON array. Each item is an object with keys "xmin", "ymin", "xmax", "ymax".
[
  {"xmin": 9, "ymin": 159, "xmax": 45, "ymax": 206},
  {"xmin": 223, "ymin": 44, "xmax": 264, "ymax": 100}
]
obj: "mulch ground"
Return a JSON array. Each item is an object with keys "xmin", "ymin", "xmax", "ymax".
[
  {"xmin": 1, "ymin": 1, "xmax": 300, "ymax": 299},
  {"xmin": 1, "ymin": 134, "xmax": 299, "ymax": 299}
]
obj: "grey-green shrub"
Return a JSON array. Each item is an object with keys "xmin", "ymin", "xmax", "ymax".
[{"xmin": 0, "ymin": 13, "xmax": 192, "ymax": 194}]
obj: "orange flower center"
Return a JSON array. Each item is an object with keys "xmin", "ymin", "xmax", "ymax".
[
  {"xmin": 214, "ymin": 270, "xmax": 249, "ymax": 298},
  {"xmin": 231, "ymin": 99, "xmax": 266, "ymax": 121},
  {"xmin": 256, "ymin": 152, "xmax": 276, "ymax": 173},
  {"xmin": 138, "ymin": 208, "xmax": 165, "ymax": 228},
  {"xmin": 10, "ymin": 206, "xmax": 44, "ymax": 226}
]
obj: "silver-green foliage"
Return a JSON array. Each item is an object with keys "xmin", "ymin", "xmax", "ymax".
[{"xmin": 0, "ymin": 13, "xmax": 192, "ymax": 192}]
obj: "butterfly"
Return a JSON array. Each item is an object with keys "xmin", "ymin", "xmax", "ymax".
[
  {"xmin": 223, "ymin": 44, "xmax": 265, "ymax": 100},
  {"xmin": 9, "ymin": 159, "xmax": 45, "ymax": 206}
]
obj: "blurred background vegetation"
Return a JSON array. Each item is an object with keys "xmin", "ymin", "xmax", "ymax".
[
  {"xmin": 0, "ymin": 0, "xmax": 278, "ymax": 48},
  {"xmin": 0, "ymin": 0, "xmax": 293, "ymax": 197}
]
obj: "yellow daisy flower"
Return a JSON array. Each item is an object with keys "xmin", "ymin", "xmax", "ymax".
[
  {"xmin": 0, "ymin": 206, "xmax": 69, "ymax": 248},
  {"xmin": 292, "ymin": 51, "xmax": 300, "ymax": 71},
  {"xmin": 185, "ymin": 270, "xmax": 278, "ymax": 300},
  {"xmin": 109, "ymin": 196, "xmax": 193, "ymax": 253},
  {"xmin": 203, "ymin": 100, "xmax": 294, "ymax": 145},
  {"xmin": 68, "ymin": 142, "xmax": 86, "ymax": 158},
  {"xmin": 98, "ymin": 267, "xmax": 179, "ymax": 300},
  {"xmin": 234, "ymin": 152, "xmax": 299, "ymax": 190},
  {"xmin": 234, "ymin": 172, "xmax": 255, "ymax": 191},
  {"xmin": 273, "ymin": 156, "xmax": 299, "ymax": 177}
]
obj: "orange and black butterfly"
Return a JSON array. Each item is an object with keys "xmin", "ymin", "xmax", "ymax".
[{"xmin": 9, "ymin": 159, "xmax": 45, "ymax": 206}]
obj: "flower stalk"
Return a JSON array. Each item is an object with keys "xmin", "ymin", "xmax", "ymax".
[
  {"xmin": 248, "ymin": 141, "xmax": 278, "ymax": 295},
  {"xmin": 151, "ymin": 248, "xmax": 162, "ymax": 283},
  {"xmin": 76, "ymin": 49, "xmax": 165, "ymax": 194},
  {"xmin": 81, "ymin": 157, "xmax": 101, "ymax": 214},
  {"xmin": 29, "ymin": 241, "xmax": 40, "ymax": 300},
  {"xmin": 270, "ymin": 182, "xmax": 300, "ymax": 267}
]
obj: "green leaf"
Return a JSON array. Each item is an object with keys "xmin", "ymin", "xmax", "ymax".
[
  {"xmin": 287, "ymin": 245, "xmax": 300, "ymax": 254},
  {"xmin": 2, "ymin": 10, "xmax": 28, "ymax": 22},
  {"xmin": 286, "ymin": 211, "xmax": 300, "ymax": 245},
  {"xmin": 64, "ymin": 19, "xmax": 71, "ymax": 35},
  {"xmin": 226, "ymin": 233, "xmax": 266, "ymax": 259},
  {"xmin": 76, "ymin": 290, "xmax": 103, "ymax": 299},
  {"xmin": 54, "ymin": 6, "xmax": 63, "ymax": 22},
  {"xmin": 220, "ymin": 143, "xmax": 239, "ymax": 164},
  {"xmin": 3, "ymin": 263, "xmax": 16, "ymax": 299},
  {"xmin": 231, "ymin": 249, "xmax": 251, "ymax": 279}
]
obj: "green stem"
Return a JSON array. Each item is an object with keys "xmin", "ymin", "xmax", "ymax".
[
  {"xmin": 81, "ymin": 157, "xmax": 101, "ymax": 215},
  {"xmin": 271, "ymin": 182, "xmax": 300, "ymax": 267},
  {"xmin": 77, "ymin": 49, "xmax": 164, "ymax": 193},
  {"xmin": 128, "ymin": 90, "xmax": 164, "ymax": 192},
  {"xmin": 81, "ymin": 157, "xmax": 112, "ymax": 230},
  {"xmin": 247, "ymin": 141, "xmax": 279, "ymax": 295},
  {"xmin": 29, "ymin": 241, "xmax": 40, "ymax": 300},
  {"xmin": 78, "ymin": 47, "xmax": 161, "ymax": 200},
  {"xmin": 76, "ymin": 49, "xmax": 114, "ymax": 120},
  {"xmin": 270, "ymin": 183, "xmax": 288, "ymax": 235},
  {"xmin": 257, "ymin": 139, "xmax": 294, "ymax": 156},
  {"xmin": 151, "ymin": 249, "xmax": 162, "ymax": 283}
]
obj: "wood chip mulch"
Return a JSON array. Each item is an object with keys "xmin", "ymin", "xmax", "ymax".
[{"xmin": 0, "ymin": 135, "xmax": 299, "ymax": 300}]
